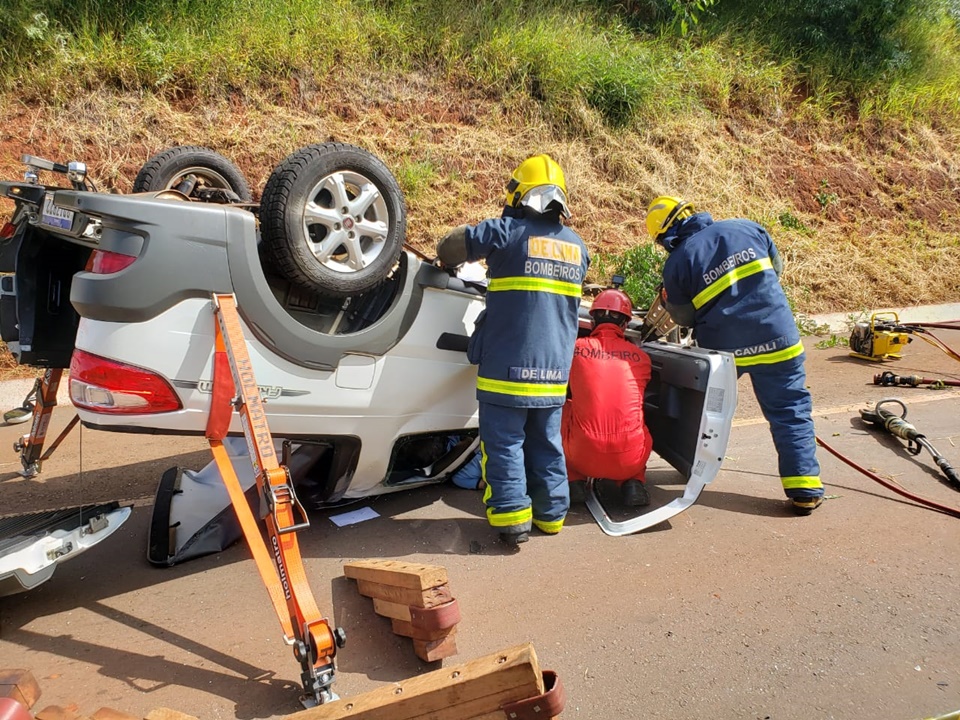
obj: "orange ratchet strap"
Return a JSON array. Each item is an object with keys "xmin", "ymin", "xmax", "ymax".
[{"xmin": 206, "ymin": 293, "xmax": 342, "ymax": 707}]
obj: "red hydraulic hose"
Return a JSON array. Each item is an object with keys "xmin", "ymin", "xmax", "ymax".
[
  {"xmin": 815, "ymin": 436, "xmax": 960, "ymax": 519},
  {"xmin": 910, "ymin": 321, "xmax": 960, "ymax": 330},
  {"xmin": 915, "ymin": 330, "xmax": 960, "ymax": 362}
]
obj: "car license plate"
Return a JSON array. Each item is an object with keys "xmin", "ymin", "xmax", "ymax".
[{"xmin": 41, "ymin": 194, "xmax": 74, "ymax": 229}]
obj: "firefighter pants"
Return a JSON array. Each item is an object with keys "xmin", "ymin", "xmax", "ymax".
[
  {"xmin": 479, "ymin": 402, "xmax": 569, "ymax": 534},
  {"xmin": 739, "ymin": 353, "xmax": 823, "ymax": 499},
  {"xmin": 562, "ymin": 405, "xmax": 653, "ymax": 484}
]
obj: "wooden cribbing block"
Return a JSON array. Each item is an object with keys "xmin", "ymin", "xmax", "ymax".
[
  {"xmin": 34, "ymin": 706, "xmax": 78, "ymax": 720},
  {"xmin": 288, "ymin": 643, "xmax": 549, "ymax": 720},
  {"xmin": 355, "ymin": 580, "xmax": 452, "ymax": 608},
  {"xmin": 0, "ymin": 670, "xmax": 41, "ymax": 710},
  {"xmin": 344, "ymin": 560, "xmax": 448, "ymax": 591},
  {"xmin": 391, "ymin": 619, "xmax": 456, "ymax": 642},
  {"xmin": 145, "ymin": 709, "xmax": 200, "ymax": 720},
  {"xmin": 412, "ymin": 633, "xmax": 458, "ymax": 663},
  {"xmin": 346, "ymin": 559, "xmax": 461, "ymax": 661},
  {"xmin": 91, "ymin": 708, "xmax": 140, "ymax": 720},
  {"xmin": 371, "ymin": 598, "xmax": 412, "ymax": 622}
]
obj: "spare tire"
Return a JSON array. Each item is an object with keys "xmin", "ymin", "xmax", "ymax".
[
  {"xmin": 259, "ymin": 143, "xmax": 407, "ymax": 298},
  {"xmin": 133, "ymin": 146, "xmax": 253, "ymax": 202}
]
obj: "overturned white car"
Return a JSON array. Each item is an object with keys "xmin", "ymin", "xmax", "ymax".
[{"xmin": 1, "ymin": 144, "xmax": 736, "ymax": 587}]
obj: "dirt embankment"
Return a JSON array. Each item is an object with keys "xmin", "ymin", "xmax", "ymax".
[{"xmin": 1, "ymin": 78, "xmax": 958, "ymax": 319}]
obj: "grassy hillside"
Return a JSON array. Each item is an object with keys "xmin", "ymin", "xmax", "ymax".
[{"xmin": 1, "ymin": 0, "xmax": 959, "ymax": 317}]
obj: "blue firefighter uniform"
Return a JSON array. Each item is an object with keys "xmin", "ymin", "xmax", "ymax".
[
  {"xmin": 463, "ymin": 210, "xmax": 589, "ymax": 535},
  {"xmin": 660, "ymin": 212, "xmax": 822, "ymax": 501}
]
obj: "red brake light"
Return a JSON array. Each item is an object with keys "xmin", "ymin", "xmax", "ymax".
[
  {"xmin": 87, "ymin": 249, "xmax": 137, "ymax": 274},
  {"xmin": 69, "ymin": 349, "xmax": 182, "ymax": 414}
]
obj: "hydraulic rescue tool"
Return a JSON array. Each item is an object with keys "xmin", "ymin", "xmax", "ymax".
[
  {"xmin": 849, "ymin": 312, "xmax": 912, "ymax": 361},
  {"xmin": 873, "ymin": 371, "xmax": 960, "ymax": 389},
  {"xmin": 206, "ymin": 293, "xmax": 344, "ymax": 707},
  {"xmin": 859, "ymin": 398, "xmax": 960, "ymax": 491},
  {"xmin": 849, "ymin": 313, "xmax": 960, "ymax": 363},
  {"xmin": 639, "ymin": 282, "xmax": 682, "ymax": 342}
]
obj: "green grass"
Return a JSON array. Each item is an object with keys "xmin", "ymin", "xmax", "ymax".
[
  {"xmin": 815, "ymin": 334, "xmax": 850, "ymax": 350},
  {"xmin": 592, "ymin": 244, "xmax": 666, "ymax": 309},
  {"xmin": 3, "ymin": 0, "xmax": 959, "ymax": 128},
  {"xmin": 394, "ymin": 158, "xmax": 440, "ymax": 202}
]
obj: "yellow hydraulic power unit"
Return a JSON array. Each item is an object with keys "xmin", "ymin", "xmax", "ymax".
[{"xmin": 849, "ymin": 311, "xmax": 912, "ymax": 361}]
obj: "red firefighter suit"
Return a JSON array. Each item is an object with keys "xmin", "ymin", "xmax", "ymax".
[{"xmin": 562, "ymin": 323, "xmax": 653, "ymax": 483}]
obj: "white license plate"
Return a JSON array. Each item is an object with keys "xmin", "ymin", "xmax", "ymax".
[{"xmin": 41, "ymin": 194, "xmax": 75, "ymax": 229}]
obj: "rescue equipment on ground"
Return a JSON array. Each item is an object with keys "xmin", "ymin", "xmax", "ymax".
[
  {"xmin": 873, "ymin": 371, "xmax": 960, "ymax": 389},
  {"xmin": 849, "ymin": 312, "xmax": 912, "ymax": 361},
  {"xmin": 816, "ymin": 433, "xmax": 960, "ymax": 520},
  {"xmin": 849, "ymin": 314, "xmax": 960, "ymax": 363},
  {"xmin": 859, "ymin": 398, "xmax": 960, "ymax": 492}
]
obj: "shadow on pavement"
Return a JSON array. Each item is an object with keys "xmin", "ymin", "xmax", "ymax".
[
  {"xmin": 0, "ymin": 459, "xmax": 727, "ymax": 707},
  {"xmin": 10, "ymin": 620, "xmax": 297, "ymax": 720}
]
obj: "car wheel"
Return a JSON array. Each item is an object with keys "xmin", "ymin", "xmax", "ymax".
[
  {"xmin": 132, "ymin": 146, "xmax": 253, "ymax": 202},
  {"xmin": 259, "ymin": 142, "xmax": 407, "ymax": 298}
]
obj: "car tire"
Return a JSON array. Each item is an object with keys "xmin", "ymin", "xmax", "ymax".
[
  {"xmin": 259, "ymin": 143, "xmax": 407, "ymax": 298},
  {"xmin": 132, "ymin": 146, "xmax": 253, "ymax": 202}
]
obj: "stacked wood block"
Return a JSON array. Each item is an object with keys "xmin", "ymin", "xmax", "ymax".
[
  {"xmin": 0, "ymin": 669, "xmax": 198, "ymax": 720},
  {"xmin": 343, "ymin": 560, "xmax": 460, "ymax": 662},
  {"xmin": 0, "ymin": 670, "xmax": 40, "ymax": 714},
  {"xmin": 290, "ymin": 642, "xmax": 564, "ymax": 720}
]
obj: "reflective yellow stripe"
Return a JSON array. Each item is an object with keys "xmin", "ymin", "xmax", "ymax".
[
  {"xmin": 533, "ymin": 517, "xmax": 564, "ymax": 534},
  {"xmin": 735, "ymin": 341, "xmax": 804, "ymax": 367},
  {"xmin": 486, "ymin": 505, "xmax": 533, "ymax": 527},
  {"xmin": 477, "ymin": 376, "xmax": 567, "ymax": 397},
  {"xmin": 781, "ymin": 475, "xmax": 823, "ymax": 490},
  {"xmin": 480, "ymin": 445, "xmax": 534, "ymax": 527},
  {"xmin": 480, "ymin": 441, "xmax": 489, "ymax": 487},
  {"xmin": 692, "ymin": 257, "xmax": 774, "ymax": 309},
  {"xmin": 488, "ymin": 276, "xmax": 582, "ymax": 297}
]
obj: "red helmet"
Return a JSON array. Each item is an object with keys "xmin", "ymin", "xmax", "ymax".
[{"xmin": 590, "ymin": 289, "xmax": 633, "ymax": 319}]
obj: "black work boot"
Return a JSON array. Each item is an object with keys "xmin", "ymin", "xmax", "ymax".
[
  {"xmin": 791, "ymin": 496, "xmax": 824, "ymax": 516},
  {"xmin": 499, "ymin": 529, "xmax": 530, "ymax": 546},
  {"xmin": 568, "ymin": 481, "xmax": 586, "ymax": 504},
  {"xmin": 621, "ymin": 479, "xmax": 650, "ymax": 507}
]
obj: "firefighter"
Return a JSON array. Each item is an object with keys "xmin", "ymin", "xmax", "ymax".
[
  {"xmin": 436, "ymin": 155, "xmax": 590, "ymax": 546},
  {"xmin": 645, "ymin": 196, "xmax": 823, "ymax": 515},
  {"xmin": 563, "ymin": 288, "xmax": 654, "ymax": 506}
]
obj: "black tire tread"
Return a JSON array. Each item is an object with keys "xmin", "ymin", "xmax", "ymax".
[
  {"xmin": 260, "ymin": 142, "xmax": 407, "ymax": 298},
  {"xmin": 133, "ymin": 145, "xmax": 253, "ymax": 202}
]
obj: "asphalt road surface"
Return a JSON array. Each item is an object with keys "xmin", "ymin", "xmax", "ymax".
[{"xmin": 1, "ymin": 336, "xmax": 959, "ymax": 720}]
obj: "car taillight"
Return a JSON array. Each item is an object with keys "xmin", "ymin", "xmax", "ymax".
[
  {"xmin": 86, "ymin": 249, "xmax": 137, "ymax": 274},
  {"xmin": 69, "ymin": 349, "xmax": 182, "ymax": 414}
]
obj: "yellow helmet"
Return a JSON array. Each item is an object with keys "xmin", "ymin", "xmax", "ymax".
[
  {"xmin": 505, "ymin": 154, "xmax": 571, "ymax": 219},
  {"xmin": 646, "ymin": 195, "xmax": 694, "ymax": 240}
]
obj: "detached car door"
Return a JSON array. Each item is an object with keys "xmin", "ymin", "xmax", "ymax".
[{"xmin": 584, "ymin": 340, "xmax": 738, "ymax": 535}]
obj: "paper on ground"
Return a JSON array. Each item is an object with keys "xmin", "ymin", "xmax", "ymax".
[{"xmin": 329, "ymin": 506, "xmax": 380, "ymax": 527}]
